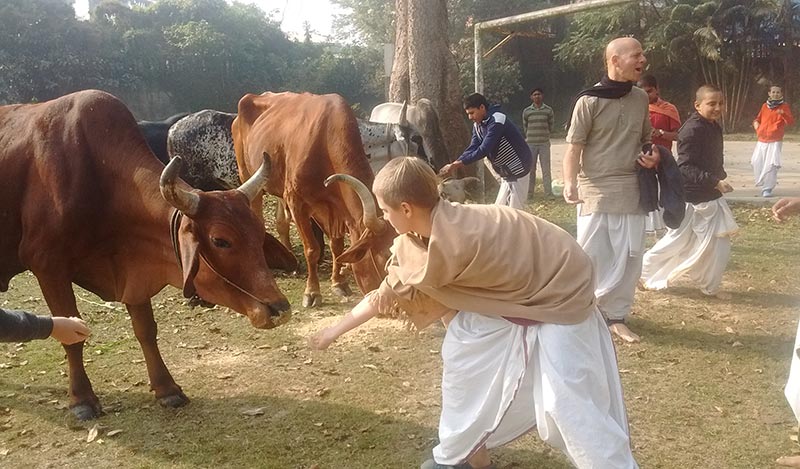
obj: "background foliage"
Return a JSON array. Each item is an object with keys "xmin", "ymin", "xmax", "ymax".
[{"xmin": 0, "ymin": 0, "xmax": 797, "ymax": 130}]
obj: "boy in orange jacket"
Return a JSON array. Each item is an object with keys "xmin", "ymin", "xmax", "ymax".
[{"xmin": 752, "ymin": 85, "xmax": 794, "ymax": 197}]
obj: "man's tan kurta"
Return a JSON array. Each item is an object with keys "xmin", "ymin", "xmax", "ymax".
[{"xmin": 369, "ymin": 200, "xmax": 596, "ymax": 329}]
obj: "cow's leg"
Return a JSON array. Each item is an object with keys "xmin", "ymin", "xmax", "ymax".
[
  {"xmin": 275, "ymin": 200, "xmax": 292, "ymax": 252},
  {"xmin": 330, "ymin": 236, "xmax": 353, "ymax": 297},
  {"xmin": 126, "ymin": 302, "xmax": 188, "ymax": 408},
  {"xmin": 34, "ymin": 274, "xmax": 101, "ymax": 420},
  {"xmin": 292, "ymin": 207, "xmax": 323, "ymax": 307}
]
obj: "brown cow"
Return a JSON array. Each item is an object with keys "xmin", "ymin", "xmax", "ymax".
[
  {"xmin": 232, "ymin": 91, "xmax": 395, "ymax": 307},
  {"xmin": 0, "ymin": 90, "xmax": 297, "ymax": 420}
]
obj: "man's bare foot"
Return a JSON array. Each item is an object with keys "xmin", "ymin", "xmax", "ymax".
[
  {"xmin": 777, "ymin": 455, "xmax": 800, "ymax": 467},
  {"xmin": 609, "ymin": 323, "xmax": 641, "ymax": 343},
  {"xmin": 308, "ymin": 327, "xmax": 337, "ymax": 350}
]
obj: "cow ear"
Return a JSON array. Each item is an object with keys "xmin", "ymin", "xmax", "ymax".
[
  {"xmin": 178, "ymin": 226, "xmax": 201, "ymax": 298},
  {"xmin": 337, "ymin": 233, "xmax": 374, "ymax": 265},
  {"xmin": 263, "ymin": 232, "xmax": 298, "ymax": 272}
]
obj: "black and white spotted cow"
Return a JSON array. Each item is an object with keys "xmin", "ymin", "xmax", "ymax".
[
  {"xmin": 166, "ymin": 110, "xmax": 239, "ymax": 191},
  {"xmin": 137, "ymin": 112, "xmax": 190, "ymax": 163}
]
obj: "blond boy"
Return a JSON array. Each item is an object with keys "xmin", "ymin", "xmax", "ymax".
[
  {"xmin": 310, "ymin": 157, "xmax": 637, "ymax": 469},
  {"xmin": 640, "ymin": 85, "xmax": 738, "ymax": 298}
]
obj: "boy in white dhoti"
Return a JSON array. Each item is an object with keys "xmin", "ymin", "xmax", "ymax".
[
  {"xmin": 310, "ymin": 157, "xmax": 637, "ymax": 469},
  {"xmin": 752, "ymin": 86, "xmax": 794, "ymax": 198},
  {"xmin": 640, "ymin": 85, "xmax": 737, "ymax": 299}
]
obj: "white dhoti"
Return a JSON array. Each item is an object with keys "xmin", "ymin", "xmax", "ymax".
[
  {"xmin": 751, "ymin": 141, "xmax": 782, "ymax": 191},
  {"xmin": 640, "ymin": 199, "xmax": 738, "ymax": 295},
  {"xmin": 433, "ymin": 309, "xmax": 637, "ymax": 468},
  {"xmin": 785, "ymin": 318, "xmax": 800, "ymax": 423},
  {"xmin": 495, "ymin": 174, "xmax": 530, "ymax": 209},
  {"xmin": 576, "ymin": 211, "xmax": 646, "ymax": 322}
]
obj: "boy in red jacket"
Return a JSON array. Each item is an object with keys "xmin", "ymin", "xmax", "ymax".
[{"xmin": 752, "ymin": 85, "xmax": 794, "ymax": 197}]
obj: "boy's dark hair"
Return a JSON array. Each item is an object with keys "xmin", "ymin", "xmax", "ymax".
[
  {"xmin": 530, "ymin": 88, "xmax": 543, "ymax": 95},
  {"xmin": 638, "ymin": 74, "xmax": 658, "ymax": 88},
  {"xmin": 695, "ymin": 83, "xmax": 722, "ymax": 103},
  {"xmin": 463, "ymin": 93, "xmax": 488, "ymax": 110}
]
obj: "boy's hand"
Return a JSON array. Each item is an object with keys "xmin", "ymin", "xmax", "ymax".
[
  {"xmin": 438, "ymin": 160, "xmax": 463, "ymax": 176},
  {"xmin": 636, "ymin": 144, "xmax": 660, "ymax": 169},
  {"xmin": 772, "ymin": 197, "xmax": 800, "ymax": 222},
  {"xmin": 308, "ymin": 327, "xmax": 337, "ymax": 350},
  {"xmin": 50, "ymin": 317, "xmax": 90, "ymax": 345},
  {"xmin": 715, "ymin": 180, "xmax": 733, "ymax": 194}
]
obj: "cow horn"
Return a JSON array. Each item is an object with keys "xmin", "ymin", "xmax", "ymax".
[
  {"xmin": 237, "ymin": 152, "xmax": 271, "ymax": 203},
  {"xmin": 324, "ymin": 174, "xmax": 385, "ymax": 233},
  {"xmin": 399, "ymin": 100, "xmax": 409, "ymax": 127},
  {"xmin": 160, "ymin": 156, "xmax": 200, "ymax": 216}
]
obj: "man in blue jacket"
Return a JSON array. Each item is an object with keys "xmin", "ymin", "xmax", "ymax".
[{"xmin": 440, "ymin": 93, "xmax": 532, "ymax": 209}]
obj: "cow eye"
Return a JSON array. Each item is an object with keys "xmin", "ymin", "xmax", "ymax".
[{"xmin": 211, "ymin": 237, "xmax": 232, "ymax": 249}]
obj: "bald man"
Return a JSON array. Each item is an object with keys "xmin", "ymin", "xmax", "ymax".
[{"xmin": 564, "ymin": 37, "xmax": 658, "ymax": 343}]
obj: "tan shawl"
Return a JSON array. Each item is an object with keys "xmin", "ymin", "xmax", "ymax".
[{"xmin": 368, "ymin": 200, "xmax": 596, "ymax": 329}]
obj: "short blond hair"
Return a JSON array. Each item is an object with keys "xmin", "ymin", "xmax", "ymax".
[{"xmin": 373, "ymin": 157, "xmax": 439, "ymax": 209}]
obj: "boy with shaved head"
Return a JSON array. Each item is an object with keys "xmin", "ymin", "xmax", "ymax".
[
  {"xmin": 564, "ymin": 37, "xmax": 658, "ymax": 343},
  {"xmin": 311, "ymin": 157, "xmax": 638, "ymax": 468},
  {"xmin": 640, "ymin": 85, "xmax": 738, "ymax": 299}
]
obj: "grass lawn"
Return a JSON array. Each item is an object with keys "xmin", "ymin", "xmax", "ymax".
[{"xmin": 1, "ymin": 197, "xmax": 798, "ymax": 468}]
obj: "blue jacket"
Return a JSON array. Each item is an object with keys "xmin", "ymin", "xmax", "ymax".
[
  {"xmin": 638, "ymin": 145, "xmax": 686, "ymax": 229},
  {"xmin": 457, "ymin": 105, "xmax": 532, "ymax": 180}
]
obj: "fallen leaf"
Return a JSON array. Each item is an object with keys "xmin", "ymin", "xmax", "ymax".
[
  {"xmin": 107, "ymin": 429, "xmax": 123, "ymax": 437},
  {"xmin": 216, "ymin": 374, "xmax": 233, "ymax": 380},
  {"xmin": 241, "ymin": 408, "xmax": 265, "ymax": 416},
  {"xmin": 361, "ymin": 364, "xmax": 378, "ymax": 371},
  {"xmin": 87, "ymin": 424, "xmax": 100, "ymax": 443},
  {"xmin": 732, "ymin": 341, "xmax": 744, "ymax": 348},
  {"xmin": 725, "ymin": 327, "xmax": 735, "ymax": 334}
]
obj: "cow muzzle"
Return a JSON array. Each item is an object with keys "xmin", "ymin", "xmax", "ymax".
[{"xmin": 248, "ymin": 299, "xmax": 292, "ymax": 329}]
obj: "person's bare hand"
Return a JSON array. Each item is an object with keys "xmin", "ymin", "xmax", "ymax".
[
  {"xmin": 637, "ymin": 144, "xmax": 660, "ymax": 169},
  {"xmin": 438, "ymin": 160, "xmax": 463, "ymax": 176},
  {"xmin": 715, "ymin": 180, "xmax": 733, "ymax": 194},
  {"xmin": 776, "ymin": 108, "xmax": 785, "ymax": 115},
  {"xmin": 308, "ymin": 327, "xmax": 336, "ymax": 350},
  {"xmin": 772, "ymin": 197, "xmax": 800, "ymax": 222},
  {"xmin": 562, "ymin": 181, "xmax": 582, "ymax": 205},
  {"xmin": 50, "ymin": 317, "xmax": 90, "ymax": 345}
]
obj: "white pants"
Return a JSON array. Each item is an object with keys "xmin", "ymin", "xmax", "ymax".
[
  {"xmin": 433, "ymin": 309, "xmax": 637, "ymax": 468},
  {"xmin": 640, "ymin": 199, "xmax": 738, "ymax": 295},
  {"xmin": 751, "ymin": 141, "xmax": 782, "ymax": 191},
  {"xmin": 577, "ymin": 211, "xmax": 646, "ymax": 322},
  {"xmin": 786, "ymin": 317, "xmax": 800, "ymax": 423},
  {"xmin": 495, "ymin": 174, "xmax": 530, "ymax": 209}
]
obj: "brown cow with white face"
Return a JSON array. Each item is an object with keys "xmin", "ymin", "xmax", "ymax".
[
  {"xmin": 232, "ymin": 91, "xmax": 394, "ymax": 307},
  {"xmin": 0, "ymin": 90, "xmax": 296, "ymax": 420}
]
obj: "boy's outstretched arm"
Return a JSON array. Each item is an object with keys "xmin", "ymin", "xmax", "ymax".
[{"xmin": 309, "ymin": 295, "xmax": 380, "ymax": 350}]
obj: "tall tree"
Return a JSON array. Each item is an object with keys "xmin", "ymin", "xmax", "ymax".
[{"xmin": 390, "ymin": 0, "xmax": 467, "ymax": 164}]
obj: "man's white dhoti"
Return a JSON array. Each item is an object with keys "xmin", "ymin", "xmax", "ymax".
[
  {"xmin": 751, "ymin": 141, "xmax": 782, "ymax": 191},
  {"xmin": 786, "ymin": 318, "xmax": 800, "ymax": 423},
  {"xmin": 576, "ymin": 211, "xmax": 646, "ymax": 322},
  {"xmin": 495, "ymin": 174, "xmax": 530, "ymax": 209},
  {"xmin": 432, "ymin": 309, "xmax": 637, "ymax": 468},
  {"xmin": 640, "ymin": 199, "xmax": 738, "ymax": 295}
]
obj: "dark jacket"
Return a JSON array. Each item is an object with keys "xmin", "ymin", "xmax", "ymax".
[
  {"xmin": 638, "ymin": 145, "xmax": 685, "ymax": 229},
  {"xmin": 457, "ymin": 104, "xmax": 532, "ymax": 180},
  {"xmin": 677, "ymin": 112, "xmax": 726, "ymax": 204},
  {"xmin": 0, "ymin": 308, "xmax": 53, "ymax": 342}
]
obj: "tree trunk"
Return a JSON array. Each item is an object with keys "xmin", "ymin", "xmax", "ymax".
[{"xmin": 390, "ymin": 0, "xmax": 470, "ymax": 166}]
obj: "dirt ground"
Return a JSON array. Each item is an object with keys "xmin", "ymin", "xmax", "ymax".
[{"xmin": 546, "ymin": 139, "xmax": 800, "ymax": 201}]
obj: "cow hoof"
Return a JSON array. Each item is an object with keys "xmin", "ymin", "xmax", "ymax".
[
  {"xmin": 71, "ymin": 403, "xmax": 104, "ymax": 421},
  {"xmin": 302, "ymin": 293, "xmax": 322, "ymax": 308},
  {"xmin": 158, "ymin": 392, "xmax": 190, "ymax": 408},
  {"xmin": 331, "ymin": 283, "xmax": 353, "ymax": 298}
]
